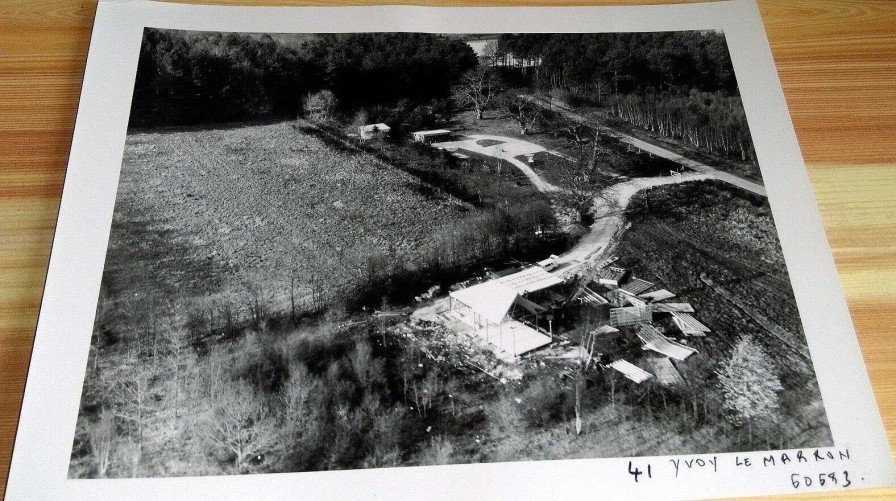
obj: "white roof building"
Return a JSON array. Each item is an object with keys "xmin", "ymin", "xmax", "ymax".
[
  {"xmin": 449, "ymin": 282, "xmax": 518, "ymax": 325},
  {"xmin": 358, "ymin": 123, "xmax": 390, "ymax": 140},
  {"xmin": 447, "ymin": 266, "xmax": 563, "ymax": 359},
  {"xmin": 412, "ymin": 129, "xmax": 453, "ymax": 143}
]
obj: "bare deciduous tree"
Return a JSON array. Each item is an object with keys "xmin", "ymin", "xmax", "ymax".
[
  {"xmin": 279, "ymin": 363, "xmax": 323, "ymax": 468},
  {"xmin": 453, "ymin": 67, "xmax": 498, "ymax": 120},
  {"xmin": 205, "ymin": 380, "xmax": 282, "ymax": 473},
  {"xmin": 418, "ymin": 436, "xmax": 454, "ymax": 466},
  {"xmin": 501, "ymin": 94, "xmax": 541, "ymax": 135},
  {"xmin": 88, "ymin": 409, "xmax": 114, "ymax": 478},
  {"xmin": 350, "ymin": 340, "xmax": 384, "ymax": 389},
  {"xmin": 557, "ymin": 130, "xmax": 617, "ymax": 225},
  {"xmin": 111, "ymin": 350, "xmax": 155, "ymax": 464},
  {"xmin": 482, "ymin": 40, "xmax": 500, "ymax": 67},
  {"xmin": 574, "ymin": 325, "xmax": 598, "ymax": 435},
  {"xmin": 303, "ymin": 89, "xmax": 338, "ymax": 123}
]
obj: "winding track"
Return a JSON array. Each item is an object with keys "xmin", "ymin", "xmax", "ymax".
[
  {"xmin": 558, "ymin": 173, "xmax": 711, "ymax": 265},
  {"xmin": 520, "ymin": 94, "xmax": 768, "ymax": 197},
  {"xmin": 432, "ymin": 134, "xmax": 562, "ymax": 193},
  {"xmin": 435, "ymin": 132, "xmax": 713, "ymax": 266}
]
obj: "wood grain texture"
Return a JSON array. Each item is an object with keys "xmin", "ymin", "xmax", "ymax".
[{"xmin": 1, "ymin": 1, "xmax": 894, "ymax": 499}]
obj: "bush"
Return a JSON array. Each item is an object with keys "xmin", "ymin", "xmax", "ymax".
[
  {"xmin": 234, "ymin": 336, "xmax": 291, "ymax": 394},
  {"xmin": 521, "ymin": 378, "xmax": 573, "ymax": 429}
]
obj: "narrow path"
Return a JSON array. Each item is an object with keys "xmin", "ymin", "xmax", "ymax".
[{"xmin": 520, "ymin": 95, "xmax": 767, "ymax": 197}]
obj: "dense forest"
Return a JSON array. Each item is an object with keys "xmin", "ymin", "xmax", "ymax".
[
  {"xmin": 494, "ymin": 32, "xmax": 755, "ymax": 161},
  {"xmin": 132, "ymin": 29, "xmax": 752, "ymax": 161},
  {"xmin": 131, "ymin": 30, "xmax": 476, "ymax": 127}
]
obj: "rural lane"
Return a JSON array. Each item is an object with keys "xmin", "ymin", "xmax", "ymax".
[
  {"xmin": 434, "ymin": 130, "xmax": 714, "ymax": 268},
  {"xmin": 520, "ymin": 94, "xmax": 767, "ymax": 197},
  {"xmin": 557, "ymin": 172, "xmax": 712, "ymax": 266}
]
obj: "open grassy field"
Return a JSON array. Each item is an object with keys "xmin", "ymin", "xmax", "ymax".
[{"xmin": 105, "ymin": 120, "xmax": 474, "ymax": 331}]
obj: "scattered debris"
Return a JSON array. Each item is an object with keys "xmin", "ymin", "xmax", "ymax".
[
  {"xmin": 644, "ymin": 357, "xmax": 685, "ymax": 386},
  {"xmin": 608, "ymin": 359, "xmax": 654, "ymax": 383},
  {"xmin": 636, "ymin": 324, "xmax": 698, "ymax": 361}
]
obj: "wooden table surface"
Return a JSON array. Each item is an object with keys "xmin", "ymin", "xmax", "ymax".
[{"xmin": 1, "ymin": 0, "xmax": 894, "ymax": 499}]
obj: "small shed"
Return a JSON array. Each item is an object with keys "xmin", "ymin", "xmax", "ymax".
[
  {"xmin": 359, "ymin": 123, "xmax": 390, "ymax": 141},
  {"xmin": 597, "ymin": 266, "xmax": 630, "ymax": 287},
  {"xmin": 412, "ymin": 129, "xmax": 453, "ymax": 144}
]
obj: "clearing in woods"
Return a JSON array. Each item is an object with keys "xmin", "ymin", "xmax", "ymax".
[{"xmin": 106, "ymin": 121, "xmax": 471, "ymax": 319}]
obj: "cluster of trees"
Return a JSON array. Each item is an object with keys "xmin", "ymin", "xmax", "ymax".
[
  {"xmin": 302, "ymin": 33, "xmax": 476, "ymax": 110},
  {"xmin": 495, "ymin": 32, "xmax": 737, "ymax": 97},
  {"xmin": 612, "ymin": 91, "xmax": 754, "ymax": 161},
  {"xmin": 490, "ymin": 32, "xmax": 755, "ymax": 162},
  {"xmin": 131, "ymin": 30, "xmax": 476, "ymax": 127},
  {"xmin": 73, "ymin": 306, "xmax": 471, "ymax": 477},
  {"xmin": 132, "ymin": 31, "xmax": 314, "ymax": 126}
]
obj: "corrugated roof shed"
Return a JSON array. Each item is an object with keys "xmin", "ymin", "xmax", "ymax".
[
  {"xmin": 597, "ymin": 266, "xmax": 629, "ymax": 286},
  {"xmin": 593, "ymin": 325, "xmax": 620, "ymax": 336},
  {"xmin": 639, "ymin": 289, "xmax": 676, "ymax": 302},
  {"xmin": 636, "ymin": 325, "xmax": 698, "ymax": 361},
  {"xmin": 610, "ymin": 306, "xmax": 652, "ymax": 327},
  {"xmin": 496, "ymin": 266, "xmax": 564, "ymax": 294},
  {"xmin": 652, "ymin": 302, "xmax": 696, "ymax": 313},
  {"xmin": 671, "ymin": 312, "xmax": 711, "ymax": 336},
  {"xmin": 617, "ymin": 289, "xmax": 648, "ymax": 308},
  {"xmin": 620, "ymin": 277, "xmax": 655, "ymax": 295},
  {"xmin": 576, "ymin": 286, "xmax": 609, "ymax": 305},
  {"xmin": 608, "ymin": 360, "xmax": 654, "ymax": 383}
]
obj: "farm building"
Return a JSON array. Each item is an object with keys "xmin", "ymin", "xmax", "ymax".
[
  {"xmin": 358, "ymin": 123, "xmax": 390, "ymax": 141},
  {"xmin": 412, "ymin": 129, "xmax": 453, "ymax": 144},
  {"xmin": 447, "ymin": 266, "xmax": 564, "ymax": 358},
  {"xmin": 437, "ymin": 254, "xmax": 714, "ymax": 371}
]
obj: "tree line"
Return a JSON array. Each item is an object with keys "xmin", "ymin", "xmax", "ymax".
[
  {"xmin": 496, "ymin": 31, "xmax": 737, "ymax": 96},
  {"xmin": 130, "ymin": 29, "xmax": 476, "ymax": 127},
  {"xmin": 492, "ymin": 32, "xmax": 755, "ymax": 161}
]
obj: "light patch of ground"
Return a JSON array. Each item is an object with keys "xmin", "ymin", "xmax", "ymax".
[{"xmin": 433, "ymin": 134, "xmax": 564, "ymax": 193}]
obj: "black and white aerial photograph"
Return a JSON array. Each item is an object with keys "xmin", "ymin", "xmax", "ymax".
[{"xmin": 69, "ymin": 28, "xmax": 832, "ymax": 478}]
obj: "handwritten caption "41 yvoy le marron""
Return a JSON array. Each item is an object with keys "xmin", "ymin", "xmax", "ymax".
[{"xmin": 627, "ymin": 448, "xmax": 857, "ymax": 491}]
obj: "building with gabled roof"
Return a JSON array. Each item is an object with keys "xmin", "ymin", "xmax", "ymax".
[
  {"xmin": 651, "ymin": 302, "xmax": 695, "ymax": 313},
  {"xmin": 639, "ymin": 289, "xmax": 676, "ymax": 302},
  {"xmin": 448, "ymin": 267, "xmax": 564, "ymax": 359},
  {"xmin": 620, "ymin": 277, "xmax": 654, "ymax": 295},
  {"xmin": 597, "ymin": 266, "xmax": 629, "ymax": 287},
  {"xmin": 608, "ymin": 360, "xmax": 653, "ymax": 383}
]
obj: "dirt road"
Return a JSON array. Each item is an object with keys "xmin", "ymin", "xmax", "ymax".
[
  {"xmin": 434, "ymin": 131, "xmax": 713, "ymax": 267},
  {"xmin": 520, "ymin": 95, "xmax": 767, "ymax": 197},
  {"xmin": 558, "ymin": 173, "xmax": 711, "ymax": 265},
  {"xmin": 432, "ymin": 134, "xmax": 562, "ymax": 193}
]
